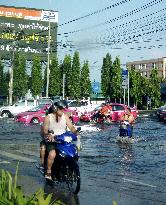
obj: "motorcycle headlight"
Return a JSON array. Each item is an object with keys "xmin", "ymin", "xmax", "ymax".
[{"xmin": 64, "ymin": 136, "xmax": 72, "ymax": 143}]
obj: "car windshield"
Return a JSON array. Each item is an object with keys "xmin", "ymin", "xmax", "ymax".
[
  {"xmin": 94, "ymin": 105, "xmax": 102, "ymax": 111},
  {"xmin": 28, "ymin": 104, "xmax": 45, "ymax": 112},
  {"xmin": 38, "ymin": 99, "xmax": 52, "ymax": 105}
]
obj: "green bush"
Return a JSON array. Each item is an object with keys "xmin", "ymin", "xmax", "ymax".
[
  {"xmin": 0, "ymin": 163, "xmax": 57, "ymax": 205},
  {"xmin": 0, "ymin": 163, "xmax": 118, "ymax": 205}
]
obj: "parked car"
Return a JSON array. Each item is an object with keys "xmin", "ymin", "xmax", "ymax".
[
  {"xmin": 0, "ymin": 99, "xmax": 36, "ymax": 118},
  {"xmin": 158, "ymin": 110, "xmax": 166, "ymax": 122},
  {"xmin": 15, "ymin": 104, "xmax": 80, "ymax": 124},
  {"xmin": 15, "ymin": 104, "xmax": 51, "ymax": 124},
  {"xmin": 80, "ymin": 103, "xmax": 138, "ymax": 122},
  {"xmin": 80, "ymin": 105, "xmax": 102, "ymax": 122},
  {"xmin": 67, "ymin": 100, "xmax": 100, "ymax": 116},
  {"xmin": 155, "ymin": 105, "xmax": 166, "ymax": 119},
  {"xmin": 37, "ymin": 98, "xmax": 53, "ymax": 105}
]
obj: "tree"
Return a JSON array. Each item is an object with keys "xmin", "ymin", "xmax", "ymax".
[
  {"xmin": 62, "ymin": 55, "xmax": 72, "ymax": 98},
  {"xmin": 149, "ymin": 68, "xmax": 161, "ymax": 107},
  {"xmin": 101, "ymin": 53, "xmax": 112, "ymax": 98},
  {"xmin": 80, "ymin": 60, "xmax": 91, "ymax": 98},
  {"xmin": 129, "ymin": 68, "xmax": 142, "ymax": 107},
  {"xmin": 31, "ymin": 56, "xmax": 43, "ymax": 98},
  {"xmin": 111, "ymin": 56, "xmax": 122, "ymax": 102},
  {"xmin": 0, "ymin": 59, "xmax": 4, "ymax": 95},
  {"xmin": 3, "ymin": 72, "xmax": 10, "ymax": 96},
  {"xmin": 68, "ymin": 51, "xmax": 81, "ymax": 99},
  {"xmin": 13, "ymin": 53, "xmax": 28, "ymax": 99},
  {"xmin": 49, "ymin": 57, "xmax": 61, "ymax": 97}
]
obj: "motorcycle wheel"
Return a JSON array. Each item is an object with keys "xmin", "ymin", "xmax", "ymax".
[{"xmin": 66, "ymin": 162, "xmax": 80, "ymax": 194}]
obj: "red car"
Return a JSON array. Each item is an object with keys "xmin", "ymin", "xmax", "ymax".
[
  {"xmin": 15, "ymin": 104, "xmax": 80, "ymax": 124},
  {"xmin": 15, "ymin": 104, "xmax": 51, "ymax": 124},
  {"xmin": 80, "ymin": 103, "xmax": 138, "ymax": 122}
]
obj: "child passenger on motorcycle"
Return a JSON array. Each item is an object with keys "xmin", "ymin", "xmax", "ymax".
[{"xmin": 40, "ymin": 100, "xmax": 81, "ymax": 180}]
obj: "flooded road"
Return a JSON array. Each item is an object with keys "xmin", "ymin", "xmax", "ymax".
[{"xmin": 0, "ymin": 117, "xmax": 166, "ymax": 205}]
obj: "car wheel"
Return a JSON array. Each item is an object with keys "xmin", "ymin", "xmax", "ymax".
[
  {"xmin": 31, "ymin": 118, "xmax": 40, "ymax": 124},
  {"xmin": 1, "ymin": 110, "xmax": 12, "ymax": 118}
]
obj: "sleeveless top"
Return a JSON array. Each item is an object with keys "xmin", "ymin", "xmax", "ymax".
[
  {"xmin": 123, "ymin": 114, "xmax": 134, "ymax": 124},
  {"xmin": 48, "ymin": 113, "xmax": 67, "ymax": 135}
]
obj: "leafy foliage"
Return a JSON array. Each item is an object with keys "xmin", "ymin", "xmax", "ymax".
[
  {"xmin": 31, "ymin": 56, "xmax": 43, "ymax": 98},
  {"xmin": 13, "ymin": 53, "xmax": 28, "ymax": 98},
  {"xmin": 0, "ymin": 165, "xmax": 59, "ymax": 205},
  {"xmin": 3, "ymin": 72, "xmax": 10, "ymax": 97},
  {"xmin": 68, "ymin": 51, "xmax": 81, "ymax": 99},
  {"xmin": 0, "ymin": 59, "xmax": 7, "ymax": 96},
  {"xmin": 149, "ymin": 68, "xmax": 161, "ymax": 107},
  {"xmin": 111, "ymin": 56, "xmax": 122, "ymax": 102},
  {"xmin": 101, "ymin": 53, "xmax": 112, "ymax": 98},
  {"xmin": 49, "ymin": 57, "xmax": 61, "ymax": 96},
  {"xmin": 62, "ymin": 55, "xmax": 72, "ymax": 98},
  {"xmin": 80, "ymin": 61, "xmax": 91, "ymax": 97},
  {"xmin": 129, "ymin": 68, "xmax": 143, "ymax": 106}
]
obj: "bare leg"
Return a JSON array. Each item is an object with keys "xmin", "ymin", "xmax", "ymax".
[
  {"xmin": 47, "ymin": 150, "xmax": 56, "ymax": 173},
  {"xmin": 40, "ymin": 145, "xmax": 46, "ymax": 166}
]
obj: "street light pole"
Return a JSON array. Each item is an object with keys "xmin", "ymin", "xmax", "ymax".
[
  {"xmin": 127, "ymin": 70, "xmax": 130, "ymax": 106},
  {"xmin": 9, "ymin": 35, "xmax": 16, "ymax": 105},
  {"xmin": 62, "ymin": 73, "xmax": 65, "ymax": 99},
  {"xmin": 46, "ymin": 11, "xmax": 51, "ymax": 98}
]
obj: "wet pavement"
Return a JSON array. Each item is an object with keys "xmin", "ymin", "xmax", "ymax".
[{"xmin": 0, "ymin": 117, "xmax": 166, "ymax": 205}]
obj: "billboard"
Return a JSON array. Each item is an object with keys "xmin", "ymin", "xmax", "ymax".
[{"xmin": 0, "ymin": 5, "xmax": 58, "ymax": 60}]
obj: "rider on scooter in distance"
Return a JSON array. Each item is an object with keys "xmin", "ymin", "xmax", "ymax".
[{"xmin": 120, "ymin": 107, "xmax": 135, "ymax": 138}]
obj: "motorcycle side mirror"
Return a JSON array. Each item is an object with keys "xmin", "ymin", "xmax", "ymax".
[{"xmin": 77, "ymin": 127, "xmax": 81, "ymax": 132}]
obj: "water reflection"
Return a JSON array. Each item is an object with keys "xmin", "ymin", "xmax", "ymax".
[
  {"xmin": 0, "ymin": 117, "xmax": 166, "ymax": 204},
  {"xmin": 44, "ymin": 183, "xmax": 80, "ymax": 205},
  {"xmin": 117, "ymin": 142, "xmax": 135, "ymax": 178}
]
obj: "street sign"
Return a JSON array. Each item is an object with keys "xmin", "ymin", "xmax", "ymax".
[
  {"xmin": 122, "ymin": 69, "xmax": 128, "ymax": 89},
  {"xmin": 122, "ymin": 69, "xmax": 128, "ymax": 76},
  {"xmin": 92, "ymin": 81, "xmax": 100, "ymax": 93}
]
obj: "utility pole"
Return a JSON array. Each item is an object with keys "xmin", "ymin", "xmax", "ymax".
[
  {"xmin": 127, "ymin": 70, "xmax": 130, "ymax": 106},
  {"xmin": 123, "ymin": 88, "xmax": 126, "ymax": 105},
  {"xmin": 9, "ymin": 33, "xmax": 16, "ymax": 105},
  {"xmin": 9, "ymin": 55, "xmax": 14, "ymax": 105},
  {"xmin": 46, "ymin": 10, "xmax": 51, "ymax": 97},
  {"xmin": 62, "ymin": 73, "xmax": 65, "ymax": 99}
]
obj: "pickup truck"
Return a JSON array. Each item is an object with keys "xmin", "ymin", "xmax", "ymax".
[{"xmin": 0, "ymin": 99, "xmax": 36, "ymax": 118}]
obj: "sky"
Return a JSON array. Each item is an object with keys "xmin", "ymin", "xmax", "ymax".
[{"xmin": 0, "ymin": 0, "xmax": 166, "ymax": 82}]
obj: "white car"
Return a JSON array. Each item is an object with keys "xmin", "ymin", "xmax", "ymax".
[
  {"xmin": 0, "ymin": 99, "xmax": 36, "ymax": 118},
  {"xmin": 67, "ymin": 100, "xmax": 100, "ymax": 116}
]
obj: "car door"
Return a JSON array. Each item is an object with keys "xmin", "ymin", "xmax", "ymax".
[
  {"xmin": 12, "ymin": 100, "xmax": 27, "ymax": 115},
  {"xmin": 12, "ymin": 100, "xmax": 35, "ymax": 115},
  {"xmin": 112, "ymin": 105, "xmax": 125, "ymax": 121}
]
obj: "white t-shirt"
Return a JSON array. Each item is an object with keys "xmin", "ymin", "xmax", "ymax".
[{"xmin": 48, "ymin": 113, "xmax": 67, "ymax": 135}]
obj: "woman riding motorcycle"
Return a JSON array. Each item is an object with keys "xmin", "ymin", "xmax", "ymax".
[{"xmin": 40, "ymin": 100, "xmax": 81, "ymax": 180}]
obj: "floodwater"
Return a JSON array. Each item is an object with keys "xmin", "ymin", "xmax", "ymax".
[{"xmin": 0, "ymin": 117, "xmax": 166, "ymax": 205}]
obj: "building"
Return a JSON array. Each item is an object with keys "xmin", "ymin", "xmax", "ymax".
[{"xmin": 126, "ymin": 57, "xmax": 166, "ymax": 78}]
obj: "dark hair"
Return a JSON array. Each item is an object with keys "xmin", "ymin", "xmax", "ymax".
[
  {"xmin": 46, "ymin": 105, "xmax": 54, "ymax": 115},
  {"xmin": 52, "ymin": 100, "xmax": 68, "ymax": 112},
  {"xmin": 127, "ymin": 107, "xmax": 131, "ymax": 112},
  {"xmin": 47, "ymin": 100, "xmax": 68, "ymax": 122}
]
